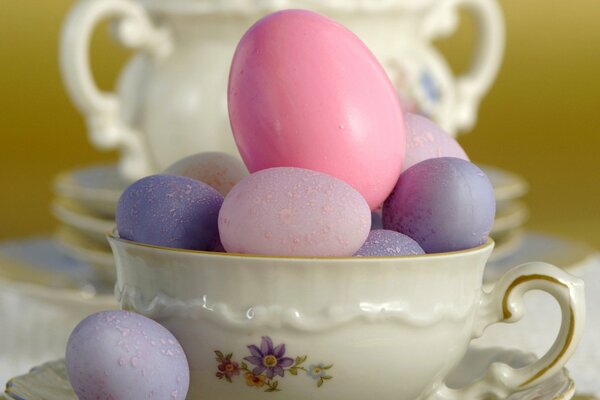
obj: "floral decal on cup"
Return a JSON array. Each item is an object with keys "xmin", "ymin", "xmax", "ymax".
[{"xmin": 214, "ymin": 336, "xmax": 333, "ymax": 392}]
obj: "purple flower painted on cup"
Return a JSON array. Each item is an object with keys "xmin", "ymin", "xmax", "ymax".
[
  {"xmin": 214, "ymin": 336, "xmax": 333, "ymax": 391},
  {"xmin": 244, "ymin": 336, "xmax": 294, "ymax": 379}
]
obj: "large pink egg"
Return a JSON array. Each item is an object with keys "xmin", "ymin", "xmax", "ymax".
[{"xmin": 228, "ymin": 10, "xmax": 405, "ymax": 210}]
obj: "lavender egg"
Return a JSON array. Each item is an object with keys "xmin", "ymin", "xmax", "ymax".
[
  {"xmin": 116, "ymin": 175, "xmax": 223, "ymax": 250},
  {"xmin": 382, "ymin": 157, "xmax": 495, "ymax": 253},
  {"xmin": 164, "ymin": 152, "xmax": 249, "ymax": 196},
  {"xmin": 402, "ymin": 113, "xmax": 469, "ymax": 173},
  {"xmin": 66, "ymin": 311, "xmax": 189, "ymax": 400},
  {"xmin": 355, "ymin": 229, "xmax": 425, "ymax": 256},
  {"xmin": 219, "ymin": 167, "xmax": 371, "ymax": 256}
]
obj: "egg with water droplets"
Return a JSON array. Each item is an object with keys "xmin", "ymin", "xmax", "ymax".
[
  {"xmin": 219, "ymin": 167, "xmax": 371, "ymax": 256},
  {"xmin": 164, "ymin": 152, "xmax": 248, "ymax": 197},
  {"xmin": 66, "ymin": 310, "xmax": 189, "ymax": 400},
  {"xmin": 116, "ymin": 175, "xmax": 223, "ymax": 250},
  {"xmin": 402, "ymin": 113, "xmax": 469, "ymax": 173},
  {"xmin": 355, "ymin": 229, "xmax": 425, "ymax": 256},
  {"xmin": 383, "ymin": 157, "xmax": 495, "ymax": 253},
  {"xmin": 228, "ymin": 10, "xmax": 406, "ymax": 210}
]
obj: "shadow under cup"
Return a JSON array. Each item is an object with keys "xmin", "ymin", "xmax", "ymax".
[{"xmin": 107, "ymin": 236, "xmax": 583, "ymax": 400}]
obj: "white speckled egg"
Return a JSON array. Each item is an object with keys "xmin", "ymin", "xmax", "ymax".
[
  {"xmin": 218, "ymin": 167, "xmax": 371, "ymax": 256},
  {"xmin": 164, "ymin": 152, "xmax": 249, "ymax": 196},
  {"xmin": 66, "ymin": 311, "xmax": 189, "ymax": 400}
]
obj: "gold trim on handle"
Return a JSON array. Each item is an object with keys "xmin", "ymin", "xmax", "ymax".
[{"xmin": 501, "ymin": 274, "xmax": 575, "ymax": 387}]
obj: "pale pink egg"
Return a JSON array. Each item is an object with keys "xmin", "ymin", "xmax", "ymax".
[
  {"xmin": 164, "ymin": 152, "xmax": 248, "ymax": 196},
  {"xmin": 218, "ymin": 167, "xmax": 371, "ymax": 257},
  {"xmin": 402, "ymin": 113, "xmax": 469, "ymax": 173},
  {"xmin": 228, "ymin": 10, "xmax": 405, "ymax": 210}
]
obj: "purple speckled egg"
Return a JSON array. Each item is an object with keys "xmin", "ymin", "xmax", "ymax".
[
  {"xmin": 116, "ymin": 175, "xmax": 223, "ymax": 250},
  {"xmin": 66, "ymin": 311, "xmax": 189, "ymax": 400},
  {"xmin": 164, "ymin": 152, "xmax": 249, "ymax": 197},
  {"xmin": 382, "ymin": 157, "xmax": 495, "ymax": 253},
  {"xmin": 402, "ymin": 113, "xmax": 469, "ymax": 173},
  {"xmin": 219, "ymin": 167, "xmax": 371, "ymax": 256},
  {"xmin": 355, "ymin": 229, "xmax": 425, "ymax": 256}
]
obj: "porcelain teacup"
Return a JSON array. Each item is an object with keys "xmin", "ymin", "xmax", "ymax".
[
  {"xmin": 60, "ymin": 0, "xmax": 504, "ymax": 180},
  {"xmin": 108, "ymin": 236, "xmax": 584, "ymax": 400}
]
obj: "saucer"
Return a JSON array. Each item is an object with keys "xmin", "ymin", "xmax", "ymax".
[
  {"xmin": 478, "ymin": 165, "xmax": 529, "ymax": 202},
  {"xmin": 53, "ymin": 164, "xmax": 127, "ymax": 217},
  {"xmin": 0, "ymin": 237, "xmax": 117, "ymax": 385},
  {"xmin": 54, "ymin": 227, "xmax": 115, "ymax": 283},
  {"xmin": 489, "ymin": 228, "xmax": 524, "ymax": 263},
  {"xmin": 4, "ymin": 347, "xmax": 574, "ymax": 400},
  {"xmin": 52, "ymin": 164, "xmax": 526, "ymax": 218},
  {"xmin": 485, "ymin": 232, "xmax": 597, "ymax": 283},
  {"xmin": 52, "ymin": 200, "xmax": 114, "ymax": 245},
  {"xmin": 491, "ymin": 200, "xmax": 528, "ymax": 235}
]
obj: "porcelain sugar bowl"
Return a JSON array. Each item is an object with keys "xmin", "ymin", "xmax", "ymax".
[{"xmin": 60, "ymin": 0, "xmax": 504, "ymax": 180}]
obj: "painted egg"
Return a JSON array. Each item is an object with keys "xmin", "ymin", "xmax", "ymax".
[
  {"xmin": 228, "ymin": 10, "xmax": 405, "ymax": 210},
  {"xmin": 382, "ymin": 157, "xmax": 495, "ymax": 253},
  {"xmin": 355, "ymin": 229, "xmax": 425, "ymax": 256},
  {"xmin": 164, "ymin": 152, "xmax": 248, "ymax": 196},
  {"xmin": 66, "ymin": 311, "xmax": 189, "ymax": 400},
  {"xmin": 402, "ymin": 113, "xmax": 469, "ymax": 173},
  {"xmin": 219, "ymin": 167, "xmax": 371, "ymax": 256},
  {"xmin": 116, "ymin": 175, "xmax": 223, "ymax": 250}
]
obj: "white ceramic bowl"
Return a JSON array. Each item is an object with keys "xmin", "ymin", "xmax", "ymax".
[{"xmin": 108, "ymin": 235, "xmax": 584, "ymax": 400}]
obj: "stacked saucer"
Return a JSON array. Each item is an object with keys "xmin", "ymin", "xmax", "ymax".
[
  {"xmin": 51, "ymin": 162, "xmax": 528, "ymax": 276},
  {"xmin": 51, "ymin": 164, "xmax": 127, "ymax": 283},
  {"xmin": 479, "ymin": 165, "xmax": 529, "ymax": 262},
  {"xmin": 0, "ymin": 237, "xmax": 116, "ymax": 384}
]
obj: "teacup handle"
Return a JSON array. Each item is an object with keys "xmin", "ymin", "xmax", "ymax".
[
  {"xmin": 421, "ymin": 0, "xmax": 505, "ymax": 132},
  {"xmin": 59, "ymin": 0, "xmax": 172, "ymax": 178},
  {"xmin": 436, "ymin": 262, "xmax": 585, "ymax": 399}
]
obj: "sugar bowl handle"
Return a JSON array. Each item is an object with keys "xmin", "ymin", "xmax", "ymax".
[
  {"xmin": 59, "ymin": 0, "xmax": 172, "ymax": 178},
  {"xmin": 421, "ymin": 0, "xmax": 505, "ymax": 132},
  {"xmin": 439, "ymin": 262, "xmax": 585, "ymax": 399}
]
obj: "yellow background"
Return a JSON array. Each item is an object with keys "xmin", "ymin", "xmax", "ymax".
[{"xmin": 0, "ymin": 0, "xmax": 599, "ymax": 246}]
